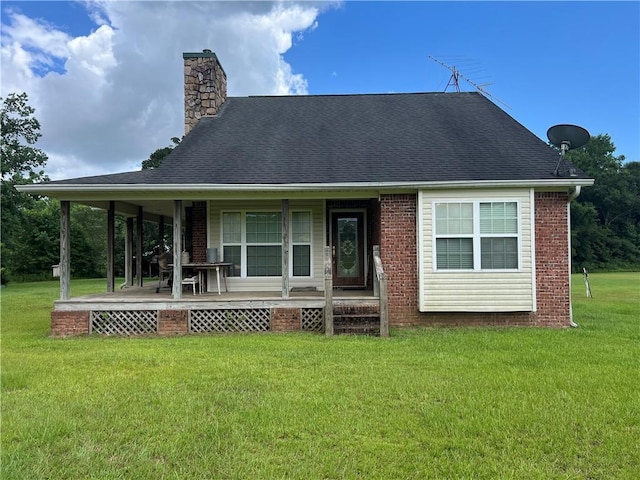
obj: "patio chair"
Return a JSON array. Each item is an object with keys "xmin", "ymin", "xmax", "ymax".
[
  {"xmin": 156, "ymin": 253, "xmax": 173, "ymax": 293},
  {"xmin": 181, "ymin": 275, "xmax": 200, "ymax": 295}
]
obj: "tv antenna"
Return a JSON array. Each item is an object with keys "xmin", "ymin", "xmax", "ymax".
[
  {"xmin": 429, "ymin": 56, "xmax": 511, "ymax": 109},
  {"xmin": 547, "ymin": 124, "xmax": 590, "ymax": 176}
]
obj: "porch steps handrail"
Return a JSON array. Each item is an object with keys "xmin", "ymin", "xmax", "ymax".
[
  {"xmin": 324, "ymin": 246, "xmax": 334, "ymax": 336},
  {"xmin": 373, "ymin": 246, "xmax": 389, "ymax": 337},
  {"xmin": 324, "ymin": 245, "xmax": 388, "ymax": 337}
]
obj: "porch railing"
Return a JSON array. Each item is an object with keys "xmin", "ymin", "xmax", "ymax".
[
  {"xmin": 372, "ymin": 246, "xmax": 389, "ymax": 338},
  {"xmin": 324, "ymin": 246, "xmax": 334, "ymax": 336}
]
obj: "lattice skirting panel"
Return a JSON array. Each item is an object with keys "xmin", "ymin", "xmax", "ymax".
[
  {"xmin": 90, "ymin": 310, "xmax": 158, "ymax": 335},
  {"xmin": 190, "ymin": 308, "xmax": 271, "ymax": 333},
  {"xmin": 301, "ymin": 308, "xmax": 324, "ymax": 332}
]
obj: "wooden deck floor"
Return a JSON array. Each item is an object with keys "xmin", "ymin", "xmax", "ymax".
[{"xmin": 55, "ymin": 281, "xmax": 377, "ymax": 310}]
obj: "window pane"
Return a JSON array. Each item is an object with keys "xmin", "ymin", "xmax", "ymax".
[
  {"xmin": 436, "ymin": 238, "xmax": 473, "ymax": 269},
  {"xmin": 480, "ymin": 202, "xmax": 517, "ymax": 234},
  {"xmin": 223, "ymin": 245, "xmax": 241, "ymax": 277},
  {"xmin": 246, "ymin": 212, "xmax": 282, "ymax": 243},
  {"xmin": 436, "ymin": 202, "xmax": 473, "ymax": 235},
  {"xmin": 292, "ymin": 212, "xmax": 311, "ymax": 243},
  {"xmin": 481, "ymin": 238, "xmax": 518, "ymax": 269},
  {"xmin": 222, "ymin": 212, "xmax": 242, "ymax": 243},
  {"xmin": 293, "ymin": 245, "xmax": 311, "ymax": 276},
  {"xmin": 435, "ymin": 204, "xmax": 448, "ymax": 234},
  {"xmin": 247, "ymin": 245, "xmax": 282, "ymax": 276}
]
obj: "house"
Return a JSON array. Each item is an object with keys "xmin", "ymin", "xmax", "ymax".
[{"xmin": 19, "ymin": 50, "xmax": 594, "ymax": 336}]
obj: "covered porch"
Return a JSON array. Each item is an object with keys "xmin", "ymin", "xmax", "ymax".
[{"xmin": 53, "ymin": 193, "xmax": 389, "ymax": 337}]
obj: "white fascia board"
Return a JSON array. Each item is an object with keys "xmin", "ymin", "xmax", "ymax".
[{"xmin": 17, "ymin": 178, "xmax": 595, "ymax": 196}]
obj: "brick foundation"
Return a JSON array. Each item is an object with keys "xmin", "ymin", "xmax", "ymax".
[
  {"xmin": 271, "ymin": 307, "xmax": 301, "ymax": 332},
  {"xmin": 51, "ymin": 311, "xmax": 90, "ymax": 336},
  {"xmin": 379, "ymin": 191, "xmax": 572, "ymax": 327},
  {"xmin": 158, "ymin": 310, "xmax": 189, "ymax": 335}
]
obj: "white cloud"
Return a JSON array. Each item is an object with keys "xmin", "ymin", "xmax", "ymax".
[
  {"xmin": 67, "ymin": 24, "xmax": 116, "ymax": 76},
  {"xmin": 0, "ymin": 1, "xmax": 331, "ymax": 180},
  {"xmin": 1, "ymin": 11, "xmax": 70, "ymax": 58}
]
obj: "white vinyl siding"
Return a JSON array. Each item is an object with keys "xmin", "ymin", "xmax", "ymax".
[
  {"xmin": 208, "ymin": 200, "xmax": 324, "ymax": 292},
  {"xmin": 418, "ymin": 189, "xmax": 534, "ymax": 312}
]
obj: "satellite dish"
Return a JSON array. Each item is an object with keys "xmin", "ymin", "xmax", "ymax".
[
  {"xmin": 546, "ymin": 124, "xmax": 590, "ymax": 176},
  {"xmin": 547, "ymin": 124, "xmax": 590, "ymax": 150}
]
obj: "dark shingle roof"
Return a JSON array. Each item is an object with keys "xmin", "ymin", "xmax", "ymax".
[{"xmin": 51, "ymin": 92, "xmax": 589, "ymax": 186}]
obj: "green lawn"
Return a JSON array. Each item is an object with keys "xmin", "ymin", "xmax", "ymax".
[{"xmin": 1, "ymin": 273, "xmax": 638, "ymax": 479}]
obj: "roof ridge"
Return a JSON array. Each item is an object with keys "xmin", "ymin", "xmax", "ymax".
[{"xmin": 240, "ymin": 91, "xmax": 481, "ymax": 99}]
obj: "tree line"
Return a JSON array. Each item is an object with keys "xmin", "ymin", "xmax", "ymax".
[
  {"xmin": 1, "ymin": 93, "xmax": 638, "ymax": 284},
  {"xmin": 567, "ymin": 136, "xmax": 640, "ymax": 271}
]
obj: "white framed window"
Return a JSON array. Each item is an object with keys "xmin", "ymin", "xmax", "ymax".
[
  {"xmin": 221, "ymin": 210, "xmax": 312, "ymax": 277},
  {"xmin": 222, "ymin": 212, "xmax": 242, "ymax": 277},
  {"xmin": 434, "ymin": 201, "xmax": 519, "ymax": 271},
  {"xmin": 246, "ymin": 212, "xmax": 282, "ymax": 276},
  {"xmin": 292, "ymin": 211, "xmax": 312, "ymax": 277}
]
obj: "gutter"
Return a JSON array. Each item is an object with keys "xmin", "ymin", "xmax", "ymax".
[
  {"xmin": 567, "ymin": 185, "xmax": 581, "ymax": 327},
  {"xmin": 16, "ymin": 178, "xmax": 596, "ymax": 196},
  {"xmin": 568, "ymin": 185, "xmax": 582, "ymax": 202}
]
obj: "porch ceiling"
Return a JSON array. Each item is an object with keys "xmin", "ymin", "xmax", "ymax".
[
  {"xmin": 61, "ymin": 188, "xmax": 388, "ymax": 220},
  {"xmin": 81, "ymin": 199, "xmax": 176, "ymax": 220}
]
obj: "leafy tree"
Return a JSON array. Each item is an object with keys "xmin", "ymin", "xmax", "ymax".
[
  {"xmin": 1, "ymin": 93, "xmax": 49, "ymax": 224},
  {"xmin": 69, "ymin": 203, "xmax": 108, "ymax": 278},
  {"xmin": 4, "ymin": 199, "xmax": 108, "ymax": 281},
  {"xmin": 6, "ymin": 199, "xmax": 59, "ymax": 280},
  {"xmin": 1, "ymin": 93, "xmax": 49, "ymax": 283},
  {"xmin": 141, "ymin": 136, "xmax": 181, "ymax": 170},
  {"xmin": 568, "ymin": 135, "xmax": 640, "ymax": 271},
  {"xmin": 1, "ymin": 92, "xmax": 49, "ymax": 181}
]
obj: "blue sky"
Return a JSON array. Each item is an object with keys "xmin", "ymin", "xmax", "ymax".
[{"xmin": 1, "ymin": 1, "xmax": 638, "ymax": 179}]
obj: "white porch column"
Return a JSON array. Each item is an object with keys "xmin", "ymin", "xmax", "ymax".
[
  {"xmin": 59, "ymin": 200, "xmax": 71, "ymax": 300},
  {"xmin": 136, "ymin": 207, "xmax": 144, "ymax": 287},
  {"xmin": 282, "ymin": 199, "xmax": 290, "ymax": 299},
  {"xmin": 125, "ymin": 217, "xmax": 134, "ymax": 287},
  {"xmin": 172, "ymin": 200, "xmax": 183, "ymax": 299},
  {"xmin": 107, "ymin": 201, "xmax": 115, "ymax": 292}
]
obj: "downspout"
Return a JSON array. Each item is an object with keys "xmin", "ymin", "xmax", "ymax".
[
  {"xmin": 568, "ymin": 185, "xmax": 581, "ymax": 202},
  {"xmin": 567, "ymin": 186, "xmax": 581, "ymax": 327}
]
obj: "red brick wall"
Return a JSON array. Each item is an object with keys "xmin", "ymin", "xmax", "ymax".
[
  {"xmin": 379, "ymin": 194, "xmax": 420, "ymax": 324},
  {"xmin": 271, "ymin": 307, "xmax": 301, "ymax": 332},
  {"xmin": 534, "ymin": 192, "xmax": 571, "ymax": 326},
  {"xmin": 158, "ymin": 310, "xmax": 189, "ymax": 335},
  {"xmin": 191, "ymin": 201, "xmax": 207, "ymax": 263},
  {"xmin": 379, "ymin": 191, "xmax": 571, "ymax": 327},
  {"xmin": 51, "ymin": 311, "xmax": 90, "ymax": 336}
]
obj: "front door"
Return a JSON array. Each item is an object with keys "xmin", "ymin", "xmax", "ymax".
[{"xmin": 331, "ymin": 211, "xmax": 365, "ymax": 288}]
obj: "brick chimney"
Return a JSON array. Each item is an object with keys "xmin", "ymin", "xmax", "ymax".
[{"xmin": 183, "ymin": 49, "xmax": 227, "ymax": 135}]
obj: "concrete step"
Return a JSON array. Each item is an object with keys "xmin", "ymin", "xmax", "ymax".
[
  {"xmin": 334, "ymin": 322, "xmax": 381, "ymax": 336},
  {"xmin": 334, "ymin": 313, "xmax": 380, "ymax": 336}
]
